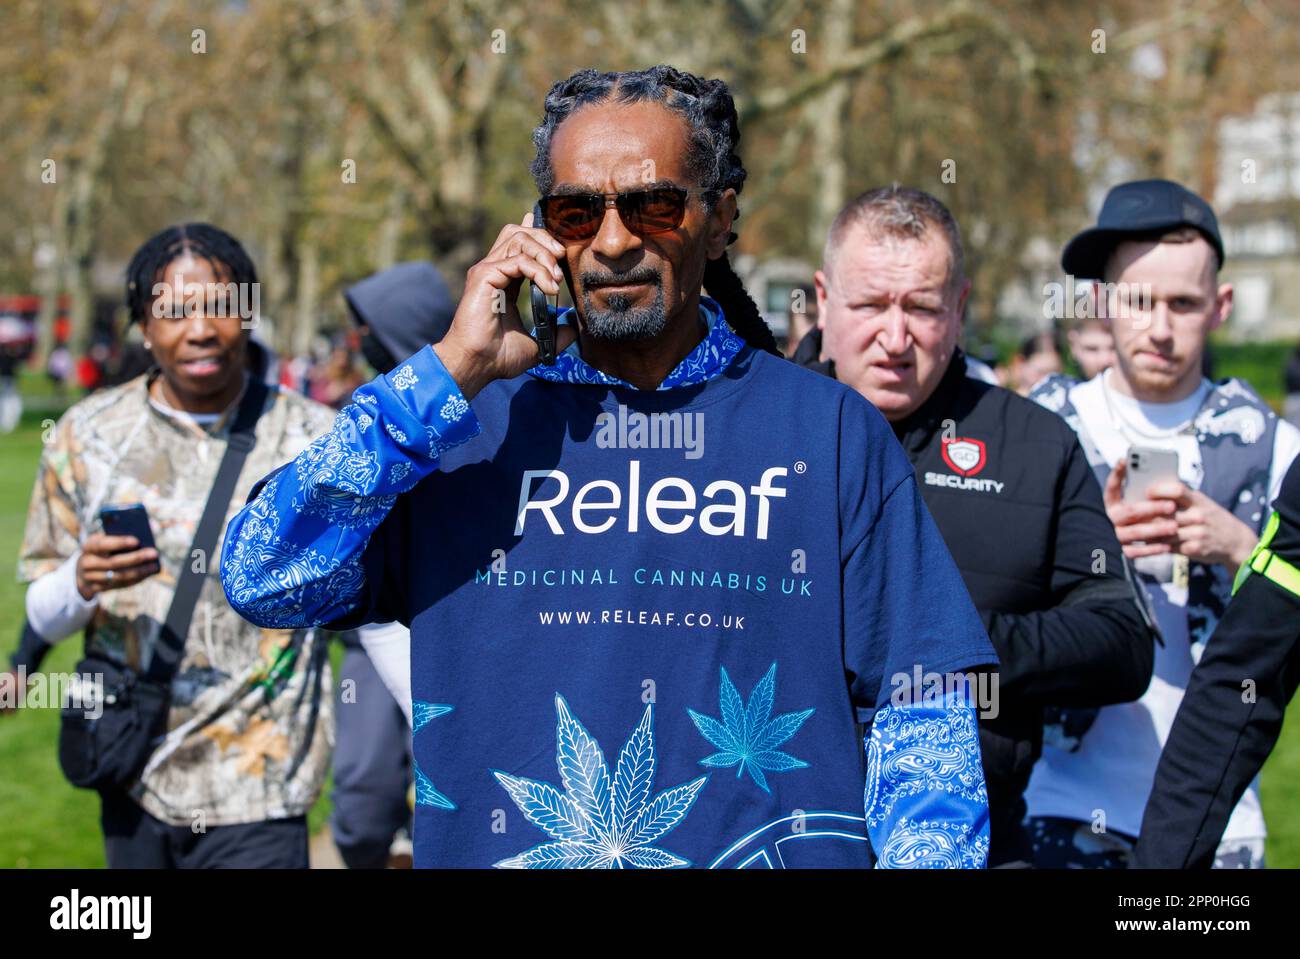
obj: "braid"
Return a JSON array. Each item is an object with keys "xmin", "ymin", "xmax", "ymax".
[
  {"xmin": 125, "ymin": 222, "xmax": 257, "ymax": 323},
  {"xmin": 704, "ymin": 253, "xmax": 781, "ymax": 356},
  {"xmin": 532, "ymin": 65, "xmax": 781, "ymax": 354}
]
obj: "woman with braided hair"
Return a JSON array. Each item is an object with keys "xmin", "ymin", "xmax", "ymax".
[{"xmin": 225, "ymin": 66, "xmax": 997, "ymax": 869}]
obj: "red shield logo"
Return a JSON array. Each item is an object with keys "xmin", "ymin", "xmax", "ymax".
[{"xmin": 941, "ymin": 437, "xmax": 987, "ymax": 477}]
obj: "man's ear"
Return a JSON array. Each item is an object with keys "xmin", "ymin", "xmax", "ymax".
[
  {"xmin": 813, "ymin": 269, "xmax": 830, "ymax": 331},
  {"xmin": 954, "ymin": 278, "xmax": 972, "ymax": 318},
  {"xmin": 1212, "ymin": 282, "xmax": 1233, "ymax": 332},
  {"xmin": 705, "ymin": 188, "xmax": 738, "ymax": 260}
]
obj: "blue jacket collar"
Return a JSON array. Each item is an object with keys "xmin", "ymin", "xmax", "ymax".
[{"xmin": 525, "ymin": 296, "xmax": 744, "ymax": 391}]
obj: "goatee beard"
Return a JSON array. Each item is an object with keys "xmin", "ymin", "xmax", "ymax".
[{"xmin": 580, "ymin": 282, "xmax": 667, "ymax": 342}]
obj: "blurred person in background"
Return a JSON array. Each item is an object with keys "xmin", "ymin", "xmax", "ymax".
[
  {"xmin": 0, "ymin": 312, "xmax": 33, "ymax": 431},
  {"xmin": 47, "ymin": 344, "xmax": 72, "ymax": 399},
  {"xmin": 1065, "ymin": 314, "xmax": 1116, "ymax": 381},
  {"xmin": 1006, "ymin": 331, "xmax": 1063, "ymax": 396},
  {"xmin": 308, "ymin": 340, "xmax": 366, "ymax": 409},
  {"xmin": 3, "ymin": 223, "xmax": 337, "ymax": 868},
  {"xmin": 325, "ymin": 260, "xmax": 456, "ymax": 869},
  {"xmin": 1028, "ymin": 179, "xmax": 1300, "ymax": 868},
  {"xmin": 0, "ymin": 343, "xmax": 22, "ymax": 433},
  {"xmin": 75, "ymin": 342, "xmax": 112, "ymax": 393},
  {"xmin": 280, "ymin": 350, "xmax": 312, "ymax": 395}
]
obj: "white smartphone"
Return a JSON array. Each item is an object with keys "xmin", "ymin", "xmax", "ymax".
[{"xmin": 1123, "ymin": 446, "xmax": 1180, "ymax": 502}]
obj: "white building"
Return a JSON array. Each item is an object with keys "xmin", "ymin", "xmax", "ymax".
[{"xmin": 1215, "ymin": 91, "xmax": 1300, "ymax": 342}]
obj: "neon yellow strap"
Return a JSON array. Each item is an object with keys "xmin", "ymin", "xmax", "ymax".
[{"xmin": 1232, "ymin": 513, "xmax": 1300, "ymax": 599}]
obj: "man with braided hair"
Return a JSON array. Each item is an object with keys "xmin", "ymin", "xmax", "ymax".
[{"xmin": 222, "ymin": 66, "xmax": 996, "ymax": 869}]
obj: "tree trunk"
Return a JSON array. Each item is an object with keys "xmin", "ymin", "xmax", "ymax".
[
  {"xmin": 806, "ymin": 0, "xmax": 854, "ymax": 254},
  {"xmin": 293, "ymin": 234, "xmax": 320, "ymax": 357}
]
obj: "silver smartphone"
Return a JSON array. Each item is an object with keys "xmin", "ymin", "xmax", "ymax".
[{"xmin": 1123, "ymin": 446, "xmax": 1180, "ymax": 502}]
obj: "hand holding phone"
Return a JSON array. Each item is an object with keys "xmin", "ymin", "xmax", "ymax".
[
  {"xmin": 1122, "ymin": 447, "xmax": 1181, "ymax": 503},
  {"xmin": 77, "ymin": 504, "xmax": 161, "ymax": 599},
  {"xmin": 1103, "ymin": 451, "xmax": 1181, "ymax": 560},
  {"xmin": 431, "ymin": 210, "xmax": 575, "ymax": 399}
]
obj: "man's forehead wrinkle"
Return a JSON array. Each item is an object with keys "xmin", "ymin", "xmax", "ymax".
[
  {"xmin": 836, "ymin": 246, "xmax": 949, "ymax": 298},
  {"xmin": 549, "ymin": 102, "xmax": 690, "ymax": 190},
  {"xmin": 836, "ymin": 227, "xmax": 948, "ymax": 270},
  {"xmin": 845, "ymin": 283, "xmax": 947, "ymax": 301}
]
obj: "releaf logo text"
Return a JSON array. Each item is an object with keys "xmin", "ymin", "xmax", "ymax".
[{"xmin": 516, "ymin": 461, "xmax": 788, "ymax": 539}]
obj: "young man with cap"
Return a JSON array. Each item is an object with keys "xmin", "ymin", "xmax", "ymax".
[
  {"xmin": 221, "ymin": 67, "xmax": 998, "ymax": 869},
  {"xmin": 1028, "ymin": 178, "xmax": 1300, "ymax": 868},
  {"xmin": 794, "ymin": 185, "xmax": 1156, "ymax": 866}
]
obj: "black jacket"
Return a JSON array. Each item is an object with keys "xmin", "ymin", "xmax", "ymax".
[
  {"xmin": 1135, "ymin": 456, "xmax": 1300, "ymax": 868},
  {"xmin": 795, "ymin": 330, "xmax": 1156, "ymax": 865}
]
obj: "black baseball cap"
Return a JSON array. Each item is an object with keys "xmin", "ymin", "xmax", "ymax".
[{"xmin": 1061, "ymin": 178, "xmax": 1225, "ymax": 279}]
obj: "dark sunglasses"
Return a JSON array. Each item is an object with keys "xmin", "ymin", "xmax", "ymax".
[{"xmin": 538, "ymin": 186, "xmax": 701, "ymax": 242}]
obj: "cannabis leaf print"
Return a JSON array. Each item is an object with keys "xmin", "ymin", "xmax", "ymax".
[
  {"xmin": 412, "ymin": 701, "xmax": 455, "ymax": 810},
  {"xmin": 688, "ymin": 663, "xmax": 814, "ymax": 793},
  {"xmin": 492, "ymin": 695, "xmax": 708, "ymax": 868}
]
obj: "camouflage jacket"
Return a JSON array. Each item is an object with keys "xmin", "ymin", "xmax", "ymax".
[{"xmin": 19, "ymin": 368, "xmax": 337, "ymax": 827}]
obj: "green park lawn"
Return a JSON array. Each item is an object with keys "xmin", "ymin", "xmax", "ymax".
[{"xmin": 1, "ymin": 344, "xmax": 1298, "ymax": 868}]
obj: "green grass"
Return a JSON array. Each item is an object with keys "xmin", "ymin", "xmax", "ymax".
[
  {"xmin": 2, "ymin": 347, "xmax": 1298, "ymax": 867},
  {"xmin": 0, "ymin": 418, "xmax": 106, "ymax": 867},
  {"xmin": 1210, "ymin": 337, "xmax": 1291, "ymax": 412}
]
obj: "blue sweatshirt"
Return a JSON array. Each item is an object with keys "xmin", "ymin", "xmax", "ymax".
[{"xmin": 222, "ymin": 298, "xmax": 997, "ymax": 868}]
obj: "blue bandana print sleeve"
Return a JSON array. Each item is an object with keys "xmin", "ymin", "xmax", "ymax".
[
  {"xmin": 865, "ymin": 692, "xmax": 991, "ymax": 868},
  {"xmin": 220, "ymin": 346, "xmax": 481, "ymax": 629},
  {"xmin": 849, "ymin": 483, "xmax": 994, "ymax": 868},
  {"xmin": 836, "ymin": 391, "xmax": 996, "ymax": 867}
]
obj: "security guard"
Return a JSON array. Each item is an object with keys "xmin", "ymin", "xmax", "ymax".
[
  {"xmin": 1135, "ymin": 455, "xmax": 1300, "ymax": 868},
  {"xmin": 797, "ymin": 185, "xmax": 1157, "ymax": 865}
]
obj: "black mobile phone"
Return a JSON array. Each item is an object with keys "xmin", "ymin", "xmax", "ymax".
[
  {"xmin": 530, "ymin": 202, "xmax": 559, "ymax": 366},
  {"xmin": 99, "ymin": 503, "xmax": 157, "ymax": 551}
]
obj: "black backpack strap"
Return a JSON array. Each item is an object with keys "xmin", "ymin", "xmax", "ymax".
[{"xmin": 144, "ymin": 377, "xmax": 270, "ymax": 684}]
